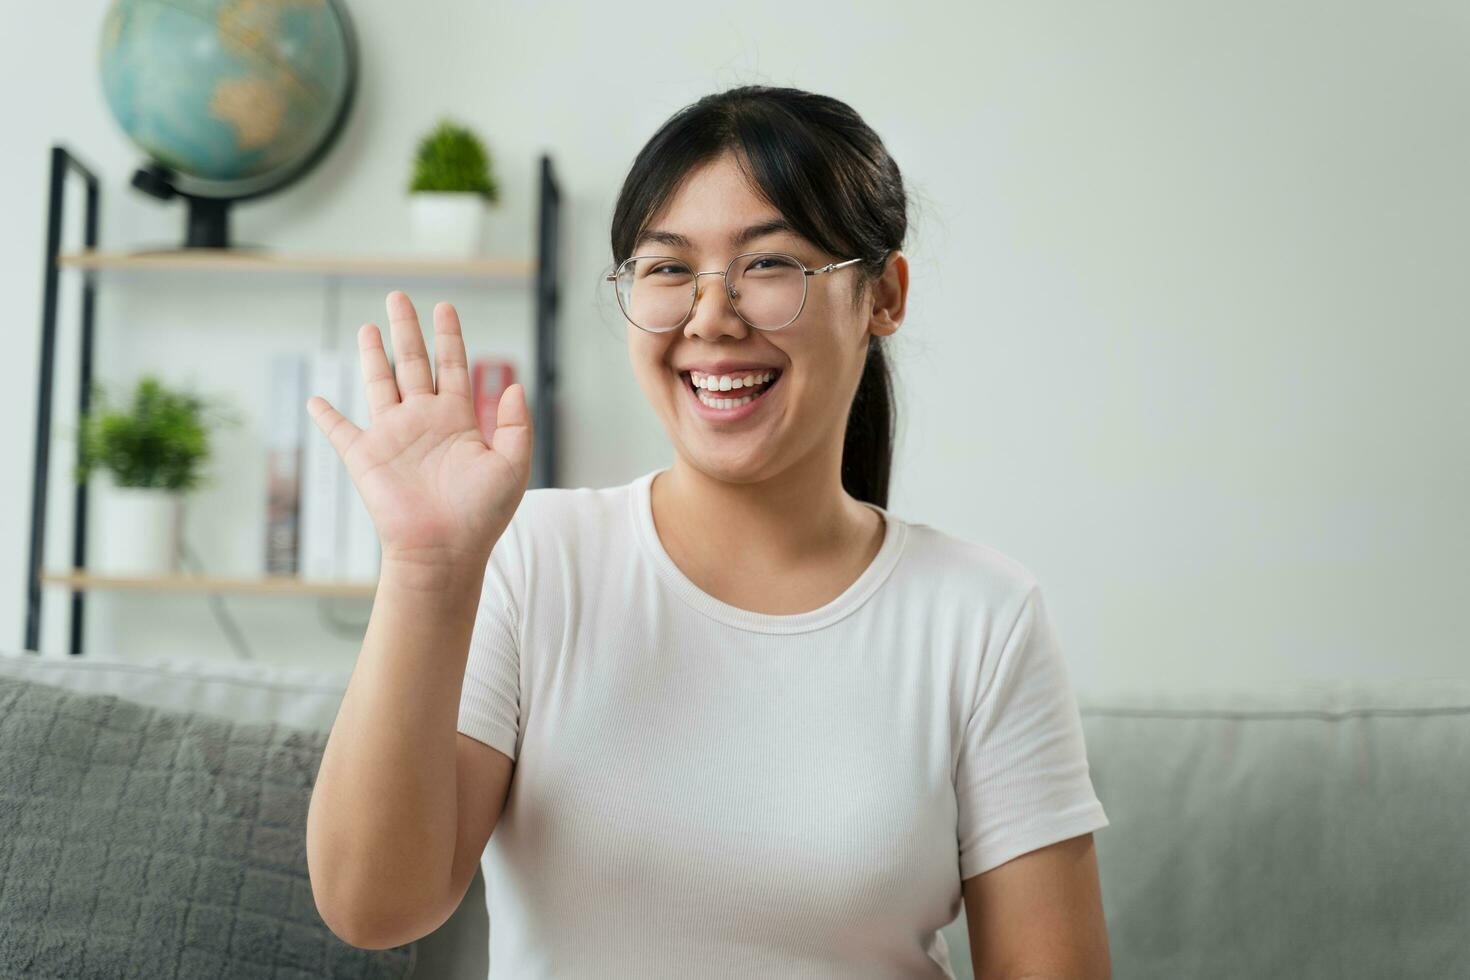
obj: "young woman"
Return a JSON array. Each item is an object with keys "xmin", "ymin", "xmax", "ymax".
[{"xmin": 306, "ymin": 86, "xmax": 1111, "ymax": 979}]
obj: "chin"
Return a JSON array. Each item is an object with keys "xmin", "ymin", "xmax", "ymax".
[{"xmin": 680, "ymin": 444, "xmax": 772, "ymax": 484}]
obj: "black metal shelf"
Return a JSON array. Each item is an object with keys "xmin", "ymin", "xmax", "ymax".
[{"xmin": 23, "ymin": 144, "xmax": 562, "ymax": 656}]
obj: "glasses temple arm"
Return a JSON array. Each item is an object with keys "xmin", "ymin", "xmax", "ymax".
[{"xmin": 805, "ymin": 257, "xmax": 864, "ymax": 276}]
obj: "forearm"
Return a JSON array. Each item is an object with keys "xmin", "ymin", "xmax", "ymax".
[{"xmin": 307, "ymin": 555, "xmax": 487, "ymax": 941}]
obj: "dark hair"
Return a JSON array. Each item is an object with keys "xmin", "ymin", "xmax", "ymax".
[{"xmin": 609, "ymin": 85, "xmax": 909, "ymax": 509}]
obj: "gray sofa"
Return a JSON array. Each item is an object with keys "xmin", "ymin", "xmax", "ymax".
[{"xmin": 2, "ymin": 647, "xmax": 1465, "ymax": 979}]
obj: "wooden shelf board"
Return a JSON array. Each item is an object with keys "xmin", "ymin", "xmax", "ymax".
[
  {"xmin": 40, "ymin": 569, "xmax": 377, "ymax": 598},
  {"xmin": 56, "ymin": 248, "xmax": 535, "ymax": 279}
]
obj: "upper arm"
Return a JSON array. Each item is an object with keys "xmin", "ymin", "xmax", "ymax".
[
  {"xmin": 439, "ymin": 732, "xmax": 514, "ymax": 920},
  {"xmin": 962, "ymin": 831, "xmax": 1110, "ymax": 980},
  {"xmin": 441, "ymin": 516, "xmax": 524, "ymax": 920}
]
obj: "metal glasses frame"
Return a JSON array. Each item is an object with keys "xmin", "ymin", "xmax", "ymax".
[{"xmin": 605, "ymin": 251, "xmax": 863, "ymax": 333}]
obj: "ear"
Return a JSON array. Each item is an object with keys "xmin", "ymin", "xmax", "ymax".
[{"xmin": 867, "ymin": 250, "xmax": 908, "ymax": 339}]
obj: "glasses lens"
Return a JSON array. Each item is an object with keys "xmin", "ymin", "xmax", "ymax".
[
  {"xmin": 614, "ymin": 252, "xmax": 808, "ymax": 332},
  {"xmin": 616, "ymin": 256, "xmax": 694, "ymax": 332},
  {"xmin": 729, "ymin": 252, "xmax": 805, "ymax": 329}
]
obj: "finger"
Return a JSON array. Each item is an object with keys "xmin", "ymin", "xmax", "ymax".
[
  {"xmin": 489, "ymin": 383, "xmax": 533, "ymax": 485},
  {"xmin": 305, "ymin": 395, "xmax": 362, "ymax": 460},
  {"xmin": 385, "ymin": 290, "xmax": 435, "ymax": 397},
  {"xmin": 431, "ymin": 301, "xmax": 471, "ymax": 400},
  {"xmin": 357, "ymin": 322, "xmax": 400, "ymax": 421}
]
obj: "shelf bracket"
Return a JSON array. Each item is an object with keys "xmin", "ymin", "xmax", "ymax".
[{"xmin": 26, "ymin": 145, "xmax": 101, "ymax": 656}]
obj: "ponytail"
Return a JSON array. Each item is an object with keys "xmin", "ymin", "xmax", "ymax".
[{"xmin": 842, "ymin": 337, "xmax": 894, "ymax": 508}]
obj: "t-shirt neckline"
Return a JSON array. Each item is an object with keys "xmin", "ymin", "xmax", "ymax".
[{"xmin": 630, "ymin": 466, "xmax": 907, "ymax": 634}]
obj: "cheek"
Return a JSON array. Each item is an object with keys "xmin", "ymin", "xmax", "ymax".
[
  {"xmin": 627, "ymin": 337, "xmax": 674, "ymax": 390},
  {"xmin": 642, "ymin": 368, "xmax": 683, "ymax": 413}
]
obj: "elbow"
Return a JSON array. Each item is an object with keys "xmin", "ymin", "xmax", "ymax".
[
  {"xmin": 309, "ymin": 872, "xmax": 375, "ymax": 949},
  {"xmin": 304, "ymin": 807, "xmax": 450, "ymax": 949},
  {"xmin": 336, "ymin": 923, "xmax": 417, "ymax": 952},
  {"xmin": 305, "ymin": 811, "xmax": 414, "ymax": 949},
  {"xmin": 306, "ymin": 857, "xmax": 394, "ymax": 949},
  {"xmin": 308, "ymin": 861, "xmax": 447, "ymax": 951},
  {"xmin": 306, "ymin": 825, "xmax": 366, "ymax": 946},
  {"xmin": 313, "ymin": 892, "xmax": 423, "ymax": 951}
]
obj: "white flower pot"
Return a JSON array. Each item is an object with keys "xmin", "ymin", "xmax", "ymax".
[
  {"xmin": 409, "ymin": 192, "xmax": 487, "ymax": 256},
  {"xmin": 94, "ymin": 483, "xmax": 183, "ymax": 576}
]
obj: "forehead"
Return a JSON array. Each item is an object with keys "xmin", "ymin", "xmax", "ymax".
[
  {"xmin": 635, "ymin": 156, "xmax": 808, "ymax": 253},
  {"xmin": 634, "ymin": 216, "xmax": 803, "ymax": 254}
]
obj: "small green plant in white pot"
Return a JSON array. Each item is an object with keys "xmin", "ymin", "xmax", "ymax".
[
  {"xmin": 407, "ymin": 118, "xmax": 501, "ymax": 256},
  {"xmin": 73, "ymin": 376, "xmax": 239, "ymax": 576}
]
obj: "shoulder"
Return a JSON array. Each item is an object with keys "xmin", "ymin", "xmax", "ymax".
[
  {"xmin": 892, "ymin": 517, "xmax": 1043, "ymax": 617},
  {"xmin": 880, "ymin": 520, "xmax": 1066, "ymax": 734}
]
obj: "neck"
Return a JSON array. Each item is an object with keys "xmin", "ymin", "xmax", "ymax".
[{"xmin": 653, "ymin": 445, "xmax": 877, "ymax": 571}]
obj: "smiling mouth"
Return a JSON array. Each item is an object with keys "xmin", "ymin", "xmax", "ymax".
[{"xmin": 681, "ymin": 369, "xmax": 783, "ymax": 408}]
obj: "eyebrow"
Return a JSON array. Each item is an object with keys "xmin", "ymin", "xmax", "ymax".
[{"xmin": 635, "ymin": 218, "xmax": 800, "ymax": 253}]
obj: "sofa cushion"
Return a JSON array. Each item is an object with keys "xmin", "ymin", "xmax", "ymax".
[
  {"xmin": 1079, "ymin": 680, "xmax": 1470, "ymax": 980},
  {"xmin": 0, "ymin": 649, "xmax": 354, "ymax": 731},
  {"xmin": 0, "ymin": 672, "xmax": 418, "ymax": 979}
]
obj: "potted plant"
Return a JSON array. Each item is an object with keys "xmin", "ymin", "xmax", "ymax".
[
  {"xmin": 72, "ymin": 376, "xmax": 240, "ymax": 576},
  {"xmin": 407, "ymin": 117, "xmax": 501, "ymax": 256}
]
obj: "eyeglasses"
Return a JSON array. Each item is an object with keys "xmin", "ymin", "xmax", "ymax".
[{"xmin": 605, "ymin": 251, "xmax": 862, "ymax": 333}]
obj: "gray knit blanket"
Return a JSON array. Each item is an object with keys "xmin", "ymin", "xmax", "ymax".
[{"xmin": 0, "ymin": 673, "xmax": 418, "ymax": 979}]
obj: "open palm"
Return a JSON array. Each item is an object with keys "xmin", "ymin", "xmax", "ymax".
[{"xmin": 306, "ymin": 290, "xmax": 532, "ymax": 572}]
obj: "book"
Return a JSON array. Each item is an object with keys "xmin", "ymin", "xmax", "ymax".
[
  {"xmin": 472, "ymin": 357, "xmax": 517, "ymax": 442},
  {"xmin": 264, "ymin": 354, "xmax": 306, "ymax": 576}
]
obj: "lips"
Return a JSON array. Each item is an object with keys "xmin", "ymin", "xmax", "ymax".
[{"xmin": 680, "ymin": 367, "xmax": 785, "ymax": 420}]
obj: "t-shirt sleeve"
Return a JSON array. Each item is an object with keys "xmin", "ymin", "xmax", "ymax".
[
  {"xmin": 455, "ymin": 517, "xmax": 525, "ymax": 762},
  {"xmin": 955, "ymin": 582, "xmax": 1109, "ymax": 880}
]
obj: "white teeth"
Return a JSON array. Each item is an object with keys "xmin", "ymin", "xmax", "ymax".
[
  {"xmin": 687, "ymin": 369, "xmax": 777, "ymax": 390},
  {"xmin": 695, "ymin": 388, "xmax": 756, "ymax": 409},
  {"xmin": 679, "ymin": 368, "xmax": 782, "ymax": 410}
]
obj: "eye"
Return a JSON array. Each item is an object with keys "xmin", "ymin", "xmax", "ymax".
[{"xmin": 650, "ymin": 262, "xmax": 689, "ymax": 275}]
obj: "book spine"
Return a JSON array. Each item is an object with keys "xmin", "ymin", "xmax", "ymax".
[
  {"xmin": 264, "ymin": 354, "xmax": 306, "ymax": 576},
  {"xmin": 301, "ymin": 350, "xmax": 346, "ymax": 581},
  {"xmin": 471, "ymin": 357, "xmax": 517, "ymax": 441}
]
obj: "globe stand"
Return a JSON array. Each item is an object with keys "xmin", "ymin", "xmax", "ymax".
[
  {"xmin": 131, "ymin": 162, "xmax": 241, "ymax": 250},
  {"xmin": 182, "ymin": 197, "xmax": 230, "ymax": 249}
]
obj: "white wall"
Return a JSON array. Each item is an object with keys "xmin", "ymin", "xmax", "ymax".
[{"xmin": 2, "ymin": 0, "xmax": 1465, "ymax": 696}]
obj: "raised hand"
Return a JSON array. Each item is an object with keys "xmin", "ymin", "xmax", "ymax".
[{"xmin": 306, "ymin": 290, "xmax": 532, "ymax": 574}]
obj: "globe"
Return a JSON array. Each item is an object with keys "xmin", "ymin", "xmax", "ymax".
[{"xmin": 97, "ymin": 0, "xmax": 358, "ymax": 247}]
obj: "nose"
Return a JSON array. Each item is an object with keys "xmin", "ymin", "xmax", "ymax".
[{"xmin": 682, "ymin": 270, "xmax": 749, "ymax": 342}]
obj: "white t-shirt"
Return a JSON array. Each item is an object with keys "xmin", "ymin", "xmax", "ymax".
[{"xmin": 456, "ymin": 466, "xmax": 1108, "ymax": 978}]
